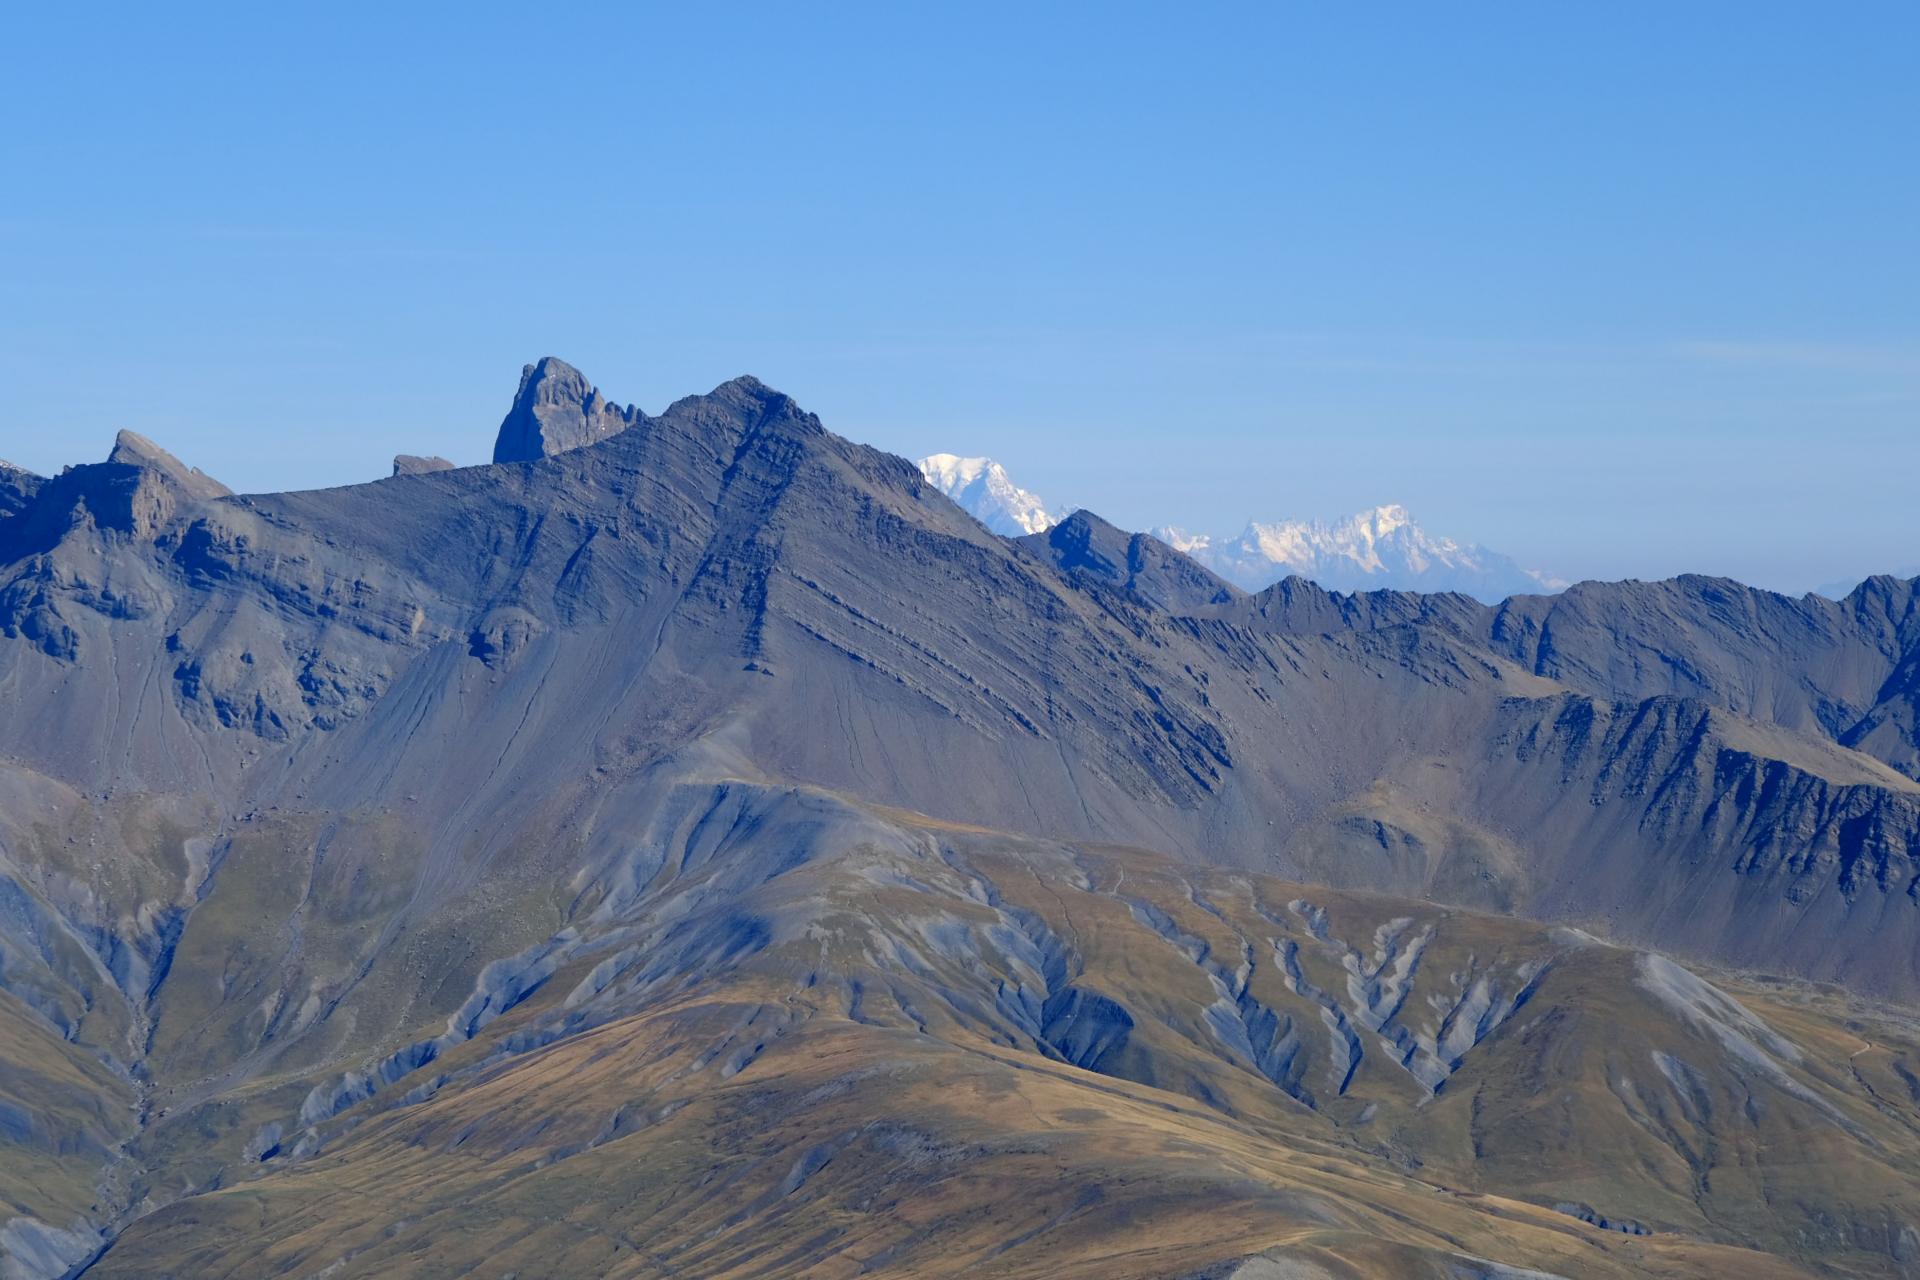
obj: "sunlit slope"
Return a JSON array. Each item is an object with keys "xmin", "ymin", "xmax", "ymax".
[{"xmin": 83, "ymin": 796, "xmax": 1920, "ymax": 1278}]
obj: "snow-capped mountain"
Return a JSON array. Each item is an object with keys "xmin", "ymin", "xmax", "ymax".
[
  {"xmin": 920, "ymin": 454, "xmax": 1560, "ymax": 602},
  {"xmin": 1156, "ymin": 506, "xmax": 1563, "ymax": 602},
  {"xmin": 918, "ymin": 454, "xmax": 1058, "ymax": 535}
]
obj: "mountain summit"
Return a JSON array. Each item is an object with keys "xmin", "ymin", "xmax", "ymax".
[
  {"xmin": 492, "ymin": 355, "xmax": 644, "ymax": 462},
  {"xmin": 917, "ymin": 452, "xmax": 1057, "ymax": 534}
]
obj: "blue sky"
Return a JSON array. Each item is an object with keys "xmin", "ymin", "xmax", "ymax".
[{"xmin": 2, "ymin": 3, "xmax": 1914, "ymax": 590}]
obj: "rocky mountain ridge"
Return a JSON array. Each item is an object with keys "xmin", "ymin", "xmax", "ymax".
[{"xmin": 2, "ymin": 357, "xmax": 1919, "ymax": 1276}]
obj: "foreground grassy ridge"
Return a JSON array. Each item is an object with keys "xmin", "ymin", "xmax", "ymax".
[
  {"xmin": 0, "ymin": 988, "xmax": 136, "ymax": 1232},
  {"xmin": 71, "ymin": 801, "xmax": 1920, "ymax": 1278},
  {"xmin": 93, "ymin": 984, "xmax": 1818, "ymax": 1279}
]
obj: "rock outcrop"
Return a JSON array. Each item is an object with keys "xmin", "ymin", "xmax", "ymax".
[
  {"xmin": 1020, "ymin": 509, "xmax": 1239, "ymax": 612},
  {"xmin": 0, "ymin": 460, "xmax": 41, "ymax": 518},
  {"xmin": 0, "ymin": 432, "xmax": 229, "ymax": 562},
  {"xmin": 390, "ymin": 454, "xmax": 456, "ymax": 476},
  {"xmin": 104, "ymin": 429, "xmax": 231, "ymax": 502},
  {"xmin": 491, "ymin": 356, "xmax": 642, "ymax": 463}
]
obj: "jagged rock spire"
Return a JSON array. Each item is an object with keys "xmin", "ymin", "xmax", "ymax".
[{"xmin": 492, "ymin": 357, "xmax": 643, "ymax": 463}]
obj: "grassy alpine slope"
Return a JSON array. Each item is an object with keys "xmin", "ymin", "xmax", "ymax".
[{"xmin": 72, "ymin": 796, "xmax": 1920, "ymax": 1278}]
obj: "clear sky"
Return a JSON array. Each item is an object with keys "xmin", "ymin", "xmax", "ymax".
[{"xmin": 2, "ymin": 3, "xmax": 1914, "ymax": 591}]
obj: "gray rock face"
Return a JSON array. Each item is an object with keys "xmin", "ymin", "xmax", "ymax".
[
  {"xmin": 1018, "ymin": 510, "xmax": 1240, "ymax": 612},
  {"xmin": 0, "ymin": 432, "xmax": 230, "ymax": 562},
  {"xmin": 391, "ymin": 454, "xmax": 456, "ymax": 476},
  {"xmin": 1229, "ymin": 571, "xmax": 1920, "ymax": 787},
  {"xmin": 491, "ymin": 356, "xmax": 643, "ymax": 463},
  {"xmin": 104, "ymin": 430, "xmax": 231, "ymax": 502},
  {"xmin": 1485, "ymin": 574, "xmax": 1920, "ymax": 778},
  {"xmin": 0, "ymin": 461, "xmax": 42, "ymax": 525}
]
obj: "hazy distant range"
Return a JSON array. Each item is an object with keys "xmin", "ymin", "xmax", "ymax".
[{"xmin": 918, "ymin": 452, "xmax": 1907, "ymax": 603}]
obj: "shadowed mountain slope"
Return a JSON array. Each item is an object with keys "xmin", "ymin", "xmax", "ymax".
[
  {"xmin": 1235, "ymin": 572, "xmax": 1920, "ymax": 782},
  {"xmin": 1018, "ymin": 510, "xmax": 1241, "ymax": 612}
]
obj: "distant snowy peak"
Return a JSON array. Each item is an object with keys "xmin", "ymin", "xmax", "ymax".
[
  {"xmin": 1152, "ymin": 525, "xmax": 1213, "ymax": 556},
  {"xmin": 918, "ymin": 453, "xmax": 1058, "ymax": 536},
  {"xmin": 921, "ymin": 452, "xmax": 1558, "ymax": 602},
  {"xmin": 1244, "ymin": 505, "xmax": 1426, "ymax": 578},
  {"xmin": 1156, "ymin": 505, "xmax": 1563, "ymax": 602}
]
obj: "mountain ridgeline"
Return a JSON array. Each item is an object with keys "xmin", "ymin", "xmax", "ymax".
[{"xmin": 2, "ymin": 358, "xmax": 1920, "ymax": 1278}]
